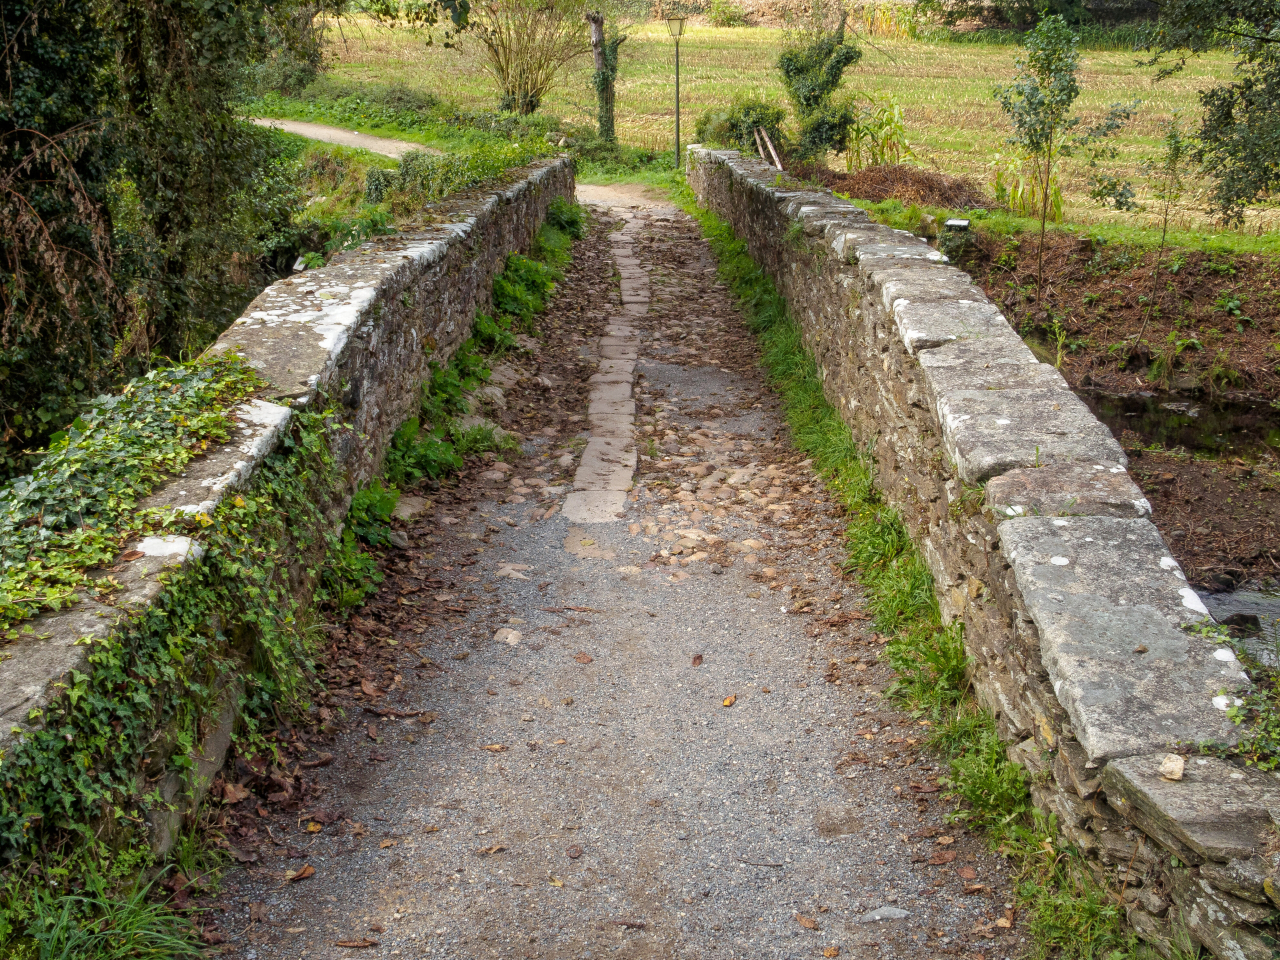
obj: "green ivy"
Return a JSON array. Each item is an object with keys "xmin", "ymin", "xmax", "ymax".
[{"xmin": 0, "ymin": 356, "xmax": 263, "ymax": 636}]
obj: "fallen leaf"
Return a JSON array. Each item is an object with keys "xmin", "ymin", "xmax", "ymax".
[
  {"xmin": 963, "ymin": 884, "xmax": 990, "ymax": 895},
  {"xmin": 566, "ymin": 845, "xmax": 582, "ymax": 859},
  {"xmin": 995, "ymin": 917, "xmax": 1012, "ymax": 929},
  {"xmin": 548, "ymin": 877, "xmax": 564, "ymax": 887},
  {"xmin": 957, "ymin": 866, "xmax": 978, "ymax": 880},
  {"xmin": 482, "ymin": 744, "xmax": 508, "ymax": 752},
  {"xmin": 935, "ymin": 836, "xmax": 955, "ymax": 845},
  {"xmin": 476, "ymin": 844, "xmax": 507, "ymax": 856},
  {"xmin": 723, "ymin": 695, "xmax": 736, "ymax": 707},
  {"xmin": 285, "ymin": 865, "xmax": 315, "ymax": 882},
  {"xmin": 910, "ymin": 783, "xmax": 940, "ymax": 794},
  {"xmin": 224, "ymin": 844, "xmax": 257, "ymax": 864},
  {"xmin": 249, "ymin": 903, "xmax": 269, "ymax": 922},
  {"xmin": 285, "ymin": 926, "xmax": 307, "ymax": 934},
  {"xmin": 360, "ymin": 679, "xmax": 383, "ymax": 699},
  {"xmin": 306, "ymin": 822, "xmax": 322, "ymax": 833},
  {"xmin": 368, "ymin": 922, "xmax": 385, "ymax": 933},
  {"xmin": 366, "ymin": 724, "xmax": 378, "ymax": 741},
  {"xmin": 929, "ymin": 849, "xmax": 957, "ymax": 866},
  {"xmin": 379, "ymin": 840, "xmax": 397, "ymax": 849},
  {"xmin": 824, "ymin": 949, "xmax": 841, "ymax": 958},
  {"xmin": 120, "ymin": 550, "xmax": 145, "ymax": 562},
  {"xmin": 795, "ymin": 914, "xmax": 819, "ymax": 930},
  {"xmin": 334, "ymin": 938, "xmax": 378, "ymax": 948},
  {"xmin": 553, "ymin": 738, "xmax": 567, "ymax": 745},
  {"xmin": 612, "ymin": 919, "xmax": 646, "ymax": 930},
  {"xmin": 574, "ymin": 652, "xmax": 593, "ymax": 664},
  {"xmin": 692, "ymin": 654, "xmax": 704, "ymax": 667},
  {"xmin": 222, "ymin": 782, "xmax": 251, "ymax": 803},
  {"xmin": 423, "ymin": 825, "xmax": 441, "ymax": 833}
]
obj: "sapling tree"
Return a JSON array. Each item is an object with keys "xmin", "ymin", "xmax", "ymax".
[
  {"xmin": 993, "ymin": 15, "xmax": 1138, "ymax": 300},
  {"xmin": 586, "ymin": 10, "xmax": 627, "ymax": 142},
  {"xmin": 1131, "ymin": 116, "xmax": 1192, "ymax": 361}
]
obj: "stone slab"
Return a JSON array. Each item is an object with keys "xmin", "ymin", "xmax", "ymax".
[
  {"xmin": 587, "ymin": 397, "xmax": 636, "ymax": 418},
  {"xmin": 894, "ymin": 298, "xmax": 1015, "ymax": 356},
  {"xmin": 917, "ymin": 337, "xmax": 1059, "ymax": 405},
  {"xmin": 562, "ymin": 490, "xmax": 628, "ymax": 523},
  {"xmin": 1103, "ymin": 754, "xmax": 1280, "ymax": 863},
  {"xmin": 1001, "ymin": 516, "xmax": 1245, "ymax": 761},
  {"xmin": 574, "ymin": 438, "xmax": 637, "ymax": 492},
  {"xmin": 600, "ymin": 341, "xmax": 639, "ymax": 360},
  {"xmin": 986, "ymin": 463, "xmax": 1152, "ymax": 520},
  {"xmin": 938, "ymin": 386, "xmax": 1127, "ymax": 484}
]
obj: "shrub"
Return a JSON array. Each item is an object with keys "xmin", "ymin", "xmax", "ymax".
[
  {"xmin": 695, "ymin": 99, "xmax": 789, "ymax": 154},
  {"xmin": 777, "ymin": 14, "xmax": 862, "ymax": 158},
  {"xmin": 707, "ymin": 0, "xmax": 748, "ymax": 27},
  {"xmin": 470, "ymin": 0, "xmax": 591, "ymax": 115}
]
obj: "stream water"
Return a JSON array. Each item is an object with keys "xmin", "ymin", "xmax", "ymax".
[{"xmin": 1080, "ymin": 389, "xmax": 1280, "ymax": 459}]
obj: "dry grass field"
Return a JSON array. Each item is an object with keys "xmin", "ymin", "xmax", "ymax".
[{"xmin": 319, "ymin": 18, "xmax": 1272, "ymax": 233}]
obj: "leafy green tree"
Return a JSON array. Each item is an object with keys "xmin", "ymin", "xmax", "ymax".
[
  {"xmin": 777, "ymin": 12, "xmax": 861, "ymax": 158},
  {"xmin": 993, "ymin": 15, "xmax": 1136, "ymax": 299},
  {"xmin": 0, "ymin": 0, "xmax": 123, "ymax": 474},
  {"xmin": 1145, "ymin": 0, "xmax": 1280, "ymax": 223}
]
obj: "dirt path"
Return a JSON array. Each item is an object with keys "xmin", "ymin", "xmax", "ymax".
[
  {"xmin": 203, "ymin": 184, "xmax": 1016, "ymax": 960},
  {"xmin": 250, "ymin": 118, "xmax": 441, "ymax": 157}
]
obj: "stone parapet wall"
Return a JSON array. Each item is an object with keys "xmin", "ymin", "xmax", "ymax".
[
  {"xmin": 688, "ymin": 146, "xmax": 1278, "ymax": 960},
  {"xmin": 0, "ymin": 157, "xmax": 574, "ymax": 853}
]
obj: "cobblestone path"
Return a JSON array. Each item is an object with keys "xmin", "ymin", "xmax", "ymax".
[{"xmin": 206, "ymin": 184, "xmax": 1017, "ymax": 960}]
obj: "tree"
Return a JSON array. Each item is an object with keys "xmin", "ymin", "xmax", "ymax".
[
  {"xmin": 993, "ymin": 15, "xmax": 1136, "ymax": 299},
  {"xmin": 1145, "ymin": 0, "xmax": 1280, "ymax": 223},
  {"xmin": 777, "ymin": 11, "xmax": 861, "ymax": 159},
  {"xmin": 0, "ymin": 0, "xmax": 123, "ymax": 473},
  {"xmin": 470, "ymin": 0, "xmax": 590, "ymax": 115},
  {"xmin": 1131, "ymin": 116, "xmax": 1192, "ymax": 359},
  {"xmin": 586, "ymin": 11, "xmax": 623, "ymax": 142}
]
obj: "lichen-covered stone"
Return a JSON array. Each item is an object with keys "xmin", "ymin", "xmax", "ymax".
[
  {"xmin": 1103, "ymin": 755, "xmax": 1280, "ymax": 863},
  {"xmin": 1001, "ymin": 515, "xmax": 1243, "ymax": 761},
  {"xmin": 986, "ymin": 462, "xmax": 1152, "ymax": 520}
]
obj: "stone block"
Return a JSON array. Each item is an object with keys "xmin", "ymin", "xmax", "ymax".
[
  {"xmin": 1200, "ymin": 857, "xmax": 1272, "ymax": 904},
  {"xmin": 1000, "ymin": 516, "xmax": 1244, "ymax": 761},
  {"xmin": 917, "ymin": 337, "xmax": 1059, "ymax": 407},
  {"xmin": 938, "ymin": 386, "xmax": 1126, "ymax": 484},
  {"xmin": 1170, "ymin": 867, "xmax": 1278, "ymax": 960},
  {"xmin": 894, "ymin": 299, "xmax": 1018, "ymax": 355},
  {"xmin": 986, "ymin": 463, "xmax": 1152, "ymax": 520},
  {"xmin": 573, "ymin": 438, "xmax": 636, "ymax": 492},
  {"xmin": 1103, "ymin": 755, "xmax": 1280, "ymax": 863}
]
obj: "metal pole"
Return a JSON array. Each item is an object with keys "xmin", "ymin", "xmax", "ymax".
[{"xmin": 674, "ymin": 37, "xmax": 680, "ymax": 169}]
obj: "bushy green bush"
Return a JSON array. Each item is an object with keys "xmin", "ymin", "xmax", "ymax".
[
  {"xmin": 694, "ymin": 99, "xmax": 789, "ymax": 154},
  {"xmin": 778, "ymin": 15, "xmax": 863, "ymax": 159}
]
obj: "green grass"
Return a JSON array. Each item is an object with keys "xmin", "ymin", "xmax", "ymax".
[
  {"xmin": 309, "ymin": 15, "xmax": 1273, "ymax": 237},
  {"xmin": 672, "ymin": 174, "xmax": 1172, "ymax": 959},
  {"xmin": 848, "ymin": 195, "xmax": 1280, "ymax": 257}
]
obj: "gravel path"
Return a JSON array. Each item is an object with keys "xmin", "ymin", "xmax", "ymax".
[
  {"xmin": 250, "ymin": 118, "xmax": 440, "ymax": 157},
  {"xmin": 205, "ymin": 185, "xmax": 1018, "ymax": 960}
]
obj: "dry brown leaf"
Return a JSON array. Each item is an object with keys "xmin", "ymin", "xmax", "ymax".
[
  {"xmin": 548, "ymin": 877, "xmax": 564, "ymax": 887},
  {"xmin": 366, "ymin": 724, "xmax": 378, "ymax": 741},
  {"xmin": 957, "ymin": 866, "xmax": 978, "ymax": 879},
  {"xmin": 305, "ymin": 822, "xmax": 322, "ymax": 833},
  {"xmin": 963, "ymin": 883, "xmax": 990, "ymax": 895},
  {"xmin": 935, "ymin": 836, "xmax": 955, "ymax": 845},
  {"xmin": 222, "ymin": 782, "xmax": 250, "ymax": 803},
  {"xmin": 379, "ymin": 839, "xmax": 397, "ymax": 849},
  {"xmin": 995, "ymin": 917, "xmax": 1012, "ymax": 929},
  {"xmin": 723, "ymin": 695, "xmax": 736, "ymax": 707},
  {"xmin": 482, "ymin": 744, "xmax": 508, "ymax": 752},
  {"xmin": 692, "ymin": 654, "xmax": 704, "ymax": 667},
  {"xmin": 574, "ymin": 652, "xmax": 593, "ymax": 664},
  {"xmin": 423, "ymin": 825, "xmax": 441, "ymax": 833},
  {"xmin": 566, "ymin": 845, "xmax": 583, "ymax": 859},
  {"xmin": 119, "ymin": 550, "xmax": 144, "ymax": 562},
  {"xmin": 795, "ymin": 913, "xmax": 819, "ymax": 930},
  {"xmin": 476, "ymin": 844, "xmax": 507, "ymax": 856},
  {"xmin": 360, "ymin": 679, "xmax": 383, "ymax": 699},
  {"xmin": 824, "ymin": 949, "xmax": 841, "ymax": 958},
  {"xmin": 929, "ymin": 849, "xmax": 957, "ymax": 865},
  {"xmin": 285, "ymin": 864, "xmax": 315, "ymax": 882},
  {"xmin": 334, "ymin": 938, "xmax": 378, "ymax": 948}
]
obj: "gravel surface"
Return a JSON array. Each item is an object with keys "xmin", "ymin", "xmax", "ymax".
[
  {"xmin": 204, "ymin": 185, "xmax": 1018, "ymax": 960},
  {"xmin": 249, "ymin": 118, "xmax": 440, "ymax": 157}
]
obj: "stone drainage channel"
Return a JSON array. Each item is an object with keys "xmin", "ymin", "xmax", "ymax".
[{"xmin": 208, "ymin": 186, "xmax": 1018, "ymax": 959}]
